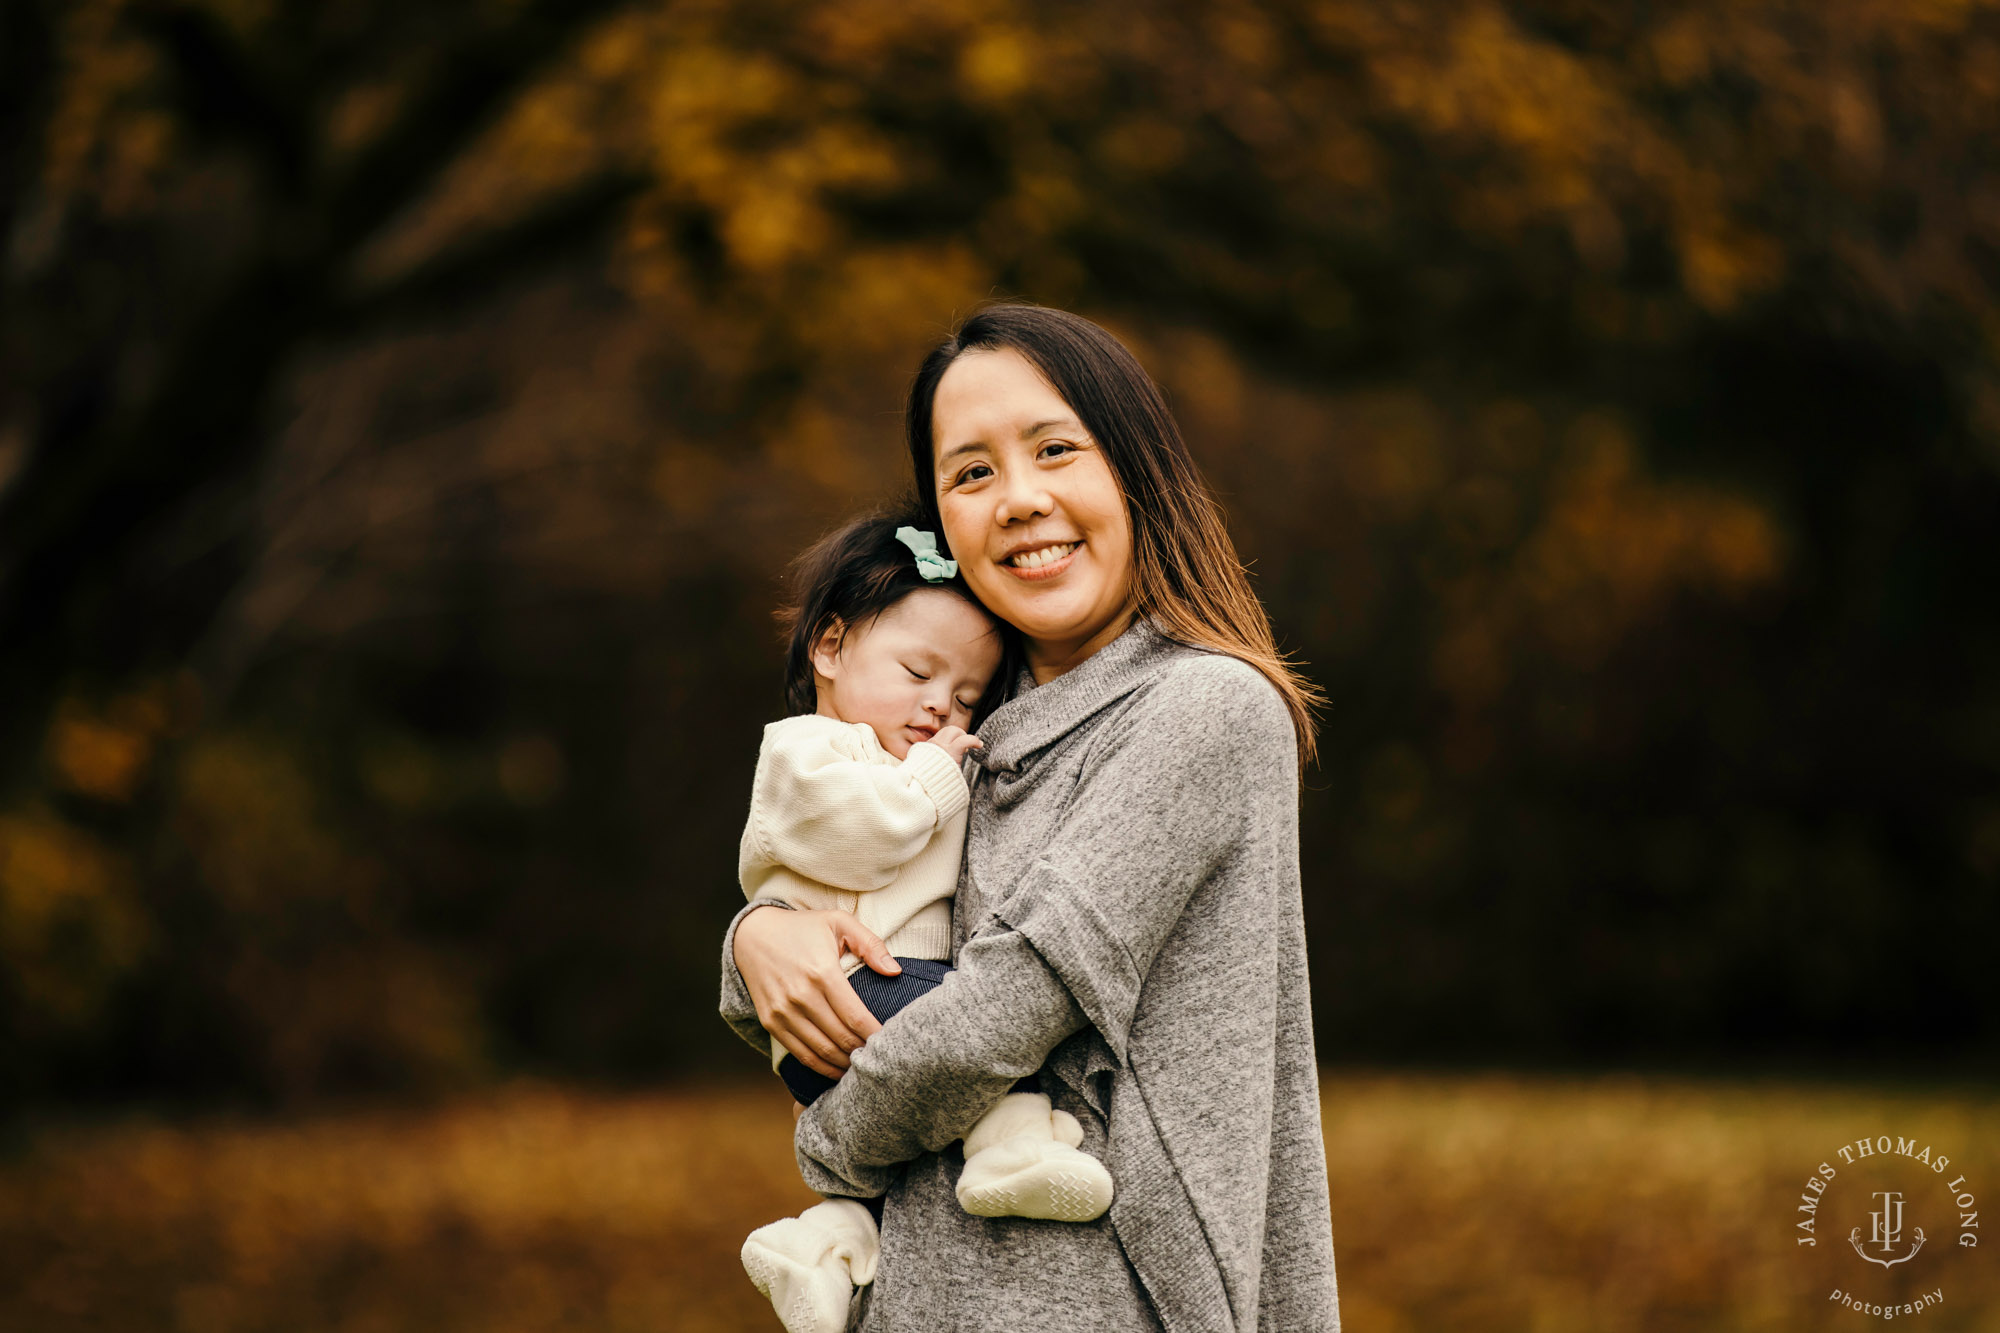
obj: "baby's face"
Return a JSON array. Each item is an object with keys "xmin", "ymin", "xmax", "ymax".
[{"xmin": 812, "ymin": 589, "xmax": 1005, "ymax": 758}]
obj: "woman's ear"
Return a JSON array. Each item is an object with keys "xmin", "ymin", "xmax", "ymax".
[{"xmin": 809, "ymin": 619, "xmax": 845, "ymax": 682}]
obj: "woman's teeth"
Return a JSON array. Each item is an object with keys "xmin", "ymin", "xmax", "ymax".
[{"xmin": 1007, "ymin": 542, "xmax": 1078, "ymax": 569}]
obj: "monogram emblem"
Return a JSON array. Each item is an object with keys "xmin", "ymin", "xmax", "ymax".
[{"xmin": 1848, "ymin": 1190, "xmax": 1926, "ymax": 1268}]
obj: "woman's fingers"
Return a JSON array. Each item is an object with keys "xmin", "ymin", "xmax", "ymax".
[
  {"xmin": 823, "ymin": 912, "xmax": 889, "ymax": 1040},
  {"xmin": 777, "ymin": 979, "xmax": 867, "ymax": 1075},
  {"xmin": 825, "ymin": 970, "xmax": 883, "ymax": 1045},
  {"xmin": 778, "ymin": 1035, "xmax": 845, "ymax": 1081},
  {"xmin": 798, "ymin": 962, "xmax": 876, "ymax": 1051},
  {"xmin": 837, "ymin": 914, "xmax": 902, "ymax": 981},
  {"xmin": 771, "ymin": 1008, "xmax": 850, "ymax": 1079}
]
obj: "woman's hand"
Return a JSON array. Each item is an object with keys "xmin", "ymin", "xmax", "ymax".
[{"xmin": 734, "ymin": 904, "xmax": 901, "ymax": 1079}]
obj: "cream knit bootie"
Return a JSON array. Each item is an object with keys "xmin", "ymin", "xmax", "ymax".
[
  {"xmin": 954, "ymin": 1091, "xmax": 1114, "ymax": 1222},
  {"xmin": 740, "ymin": 1197, "xmax": 879, "ymax": 1333}
]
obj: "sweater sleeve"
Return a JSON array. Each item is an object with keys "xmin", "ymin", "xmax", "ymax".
[
  {"xmin": 794, "ymin": 656, "xmax": 1292, "ymax": 1191},
  {"xmin": 717, "ymin": 898, "xmax": 790, "ymax": 1059},
  {"xmin": 748, "ymin": 724, "xmax": 970, "ymax": 893}
]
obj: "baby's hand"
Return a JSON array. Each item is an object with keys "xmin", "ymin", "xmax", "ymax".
[{"xmin": 926, "ymin": 725, "xmax": 983, "ymax": 762}]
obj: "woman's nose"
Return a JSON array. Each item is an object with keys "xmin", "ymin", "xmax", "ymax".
[{"xmin": 994, "ymin": 468, "xmax": 1053, "ymax": 524}]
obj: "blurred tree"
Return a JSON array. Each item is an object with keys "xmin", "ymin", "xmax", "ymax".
[
  {"xmin": 6, "ymin": 0, "xmax": 2000, "ymax": 1106},
  {"xmin": 0, "ymin": 0, "xmax": 655, "ymax": 1103},
  {"xmin": 0, "ymin": 0, "xmax": 644, "ymax": 793}
]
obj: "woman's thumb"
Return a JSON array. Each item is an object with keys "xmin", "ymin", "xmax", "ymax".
[{"xmin": 840, "ymin": 917, "xmax": 901, "ymax": 976}]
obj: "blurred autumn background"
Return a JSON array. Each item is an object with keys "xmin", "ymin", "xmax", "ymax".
[{"xmin": 5, "ymin": 0, "xmax": 1999, "ymax": 1329}]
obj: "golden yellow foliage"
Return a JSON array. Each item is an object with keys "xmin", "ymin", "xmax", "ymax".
[
  {"xmin": 2, "ymin": 1074, "xmax": 1993, "ymax": 1332},
  {"xmin": 0, "ymin": 808, "xmax": 146, "ymax": 1026}
]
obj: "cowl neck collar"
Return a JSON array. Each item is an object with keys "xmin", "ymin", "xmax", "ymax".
[{"xmin": 974, "ymin": 618, "xmax": 1182, "ymax": 774}]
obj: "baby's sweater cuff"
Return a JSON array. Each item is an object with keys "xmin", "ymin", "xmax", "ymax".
[{"xmin": 901, "ymin": 741, "xmax": 970, "ymax": 821}]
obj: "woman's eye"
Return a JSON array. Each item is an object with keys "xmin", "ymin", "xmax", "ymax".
[
  {"xmin": 1039, "ymin": 440, "xmax": 1075, "ymax": 460},
  {"xmin": 949, "ymin": 462, "xmax": 993, "ymax": 488}
]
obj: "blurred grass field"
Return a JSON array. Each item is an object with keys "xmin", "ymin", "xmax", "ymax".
[{"xmin": 3, "ymin": 1073, "xmax": 1994, "ymax": 1333}]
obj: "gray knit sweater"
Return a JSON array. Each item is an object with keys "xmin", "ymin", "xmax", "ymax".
[{"xmin": 718, "ymin": 620, "xmax": 1340, "ymax": 1332}]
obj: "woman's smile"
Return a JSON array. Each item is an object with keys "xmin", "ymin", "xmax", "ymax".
[{"xmin": 999, "ymin": 538, "xmax": 1081, "ymax": 579}]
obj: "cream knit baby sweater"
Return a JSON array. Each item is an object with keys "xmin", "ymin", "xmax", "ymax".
[{"xmin": 738, "ymin": 714, "xmax": 970, "ymax": 1069}]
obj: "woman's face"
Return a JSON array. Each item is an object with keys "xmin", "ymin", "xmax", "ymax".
[{"xmin": 929, "ymin": 347, "xmax": 1136, "ymax": 679}]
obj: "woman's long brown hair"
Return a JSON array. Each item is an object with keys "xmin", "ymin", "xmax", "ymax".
[{"xmin": 905, "ymin": 303, "xmax": 1324, "ymax": 770}]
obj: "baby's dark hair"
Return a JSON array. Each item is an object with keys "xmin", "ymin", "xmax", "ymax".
[{"xmin": 778, "ymin": 500, "xmax": 1016, "ymax": 720}]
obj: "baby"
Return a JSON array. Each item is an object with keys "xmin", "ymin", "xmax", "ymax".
[{"xmin": 736, "ymin": 509, "xmax": 1114, "ymax": 1333}]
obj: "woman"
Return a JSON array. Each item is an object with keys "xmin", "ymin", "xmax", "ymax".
[{"xmin": 720, "ymin": 305, "xmax": 1340, "ymax": 1331}]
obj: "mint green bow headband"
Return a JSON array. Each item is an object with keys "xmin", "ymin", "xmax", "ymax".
[{"xmin": 894, "ymin": 526, "xmax": 958, "ymax": 581}]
